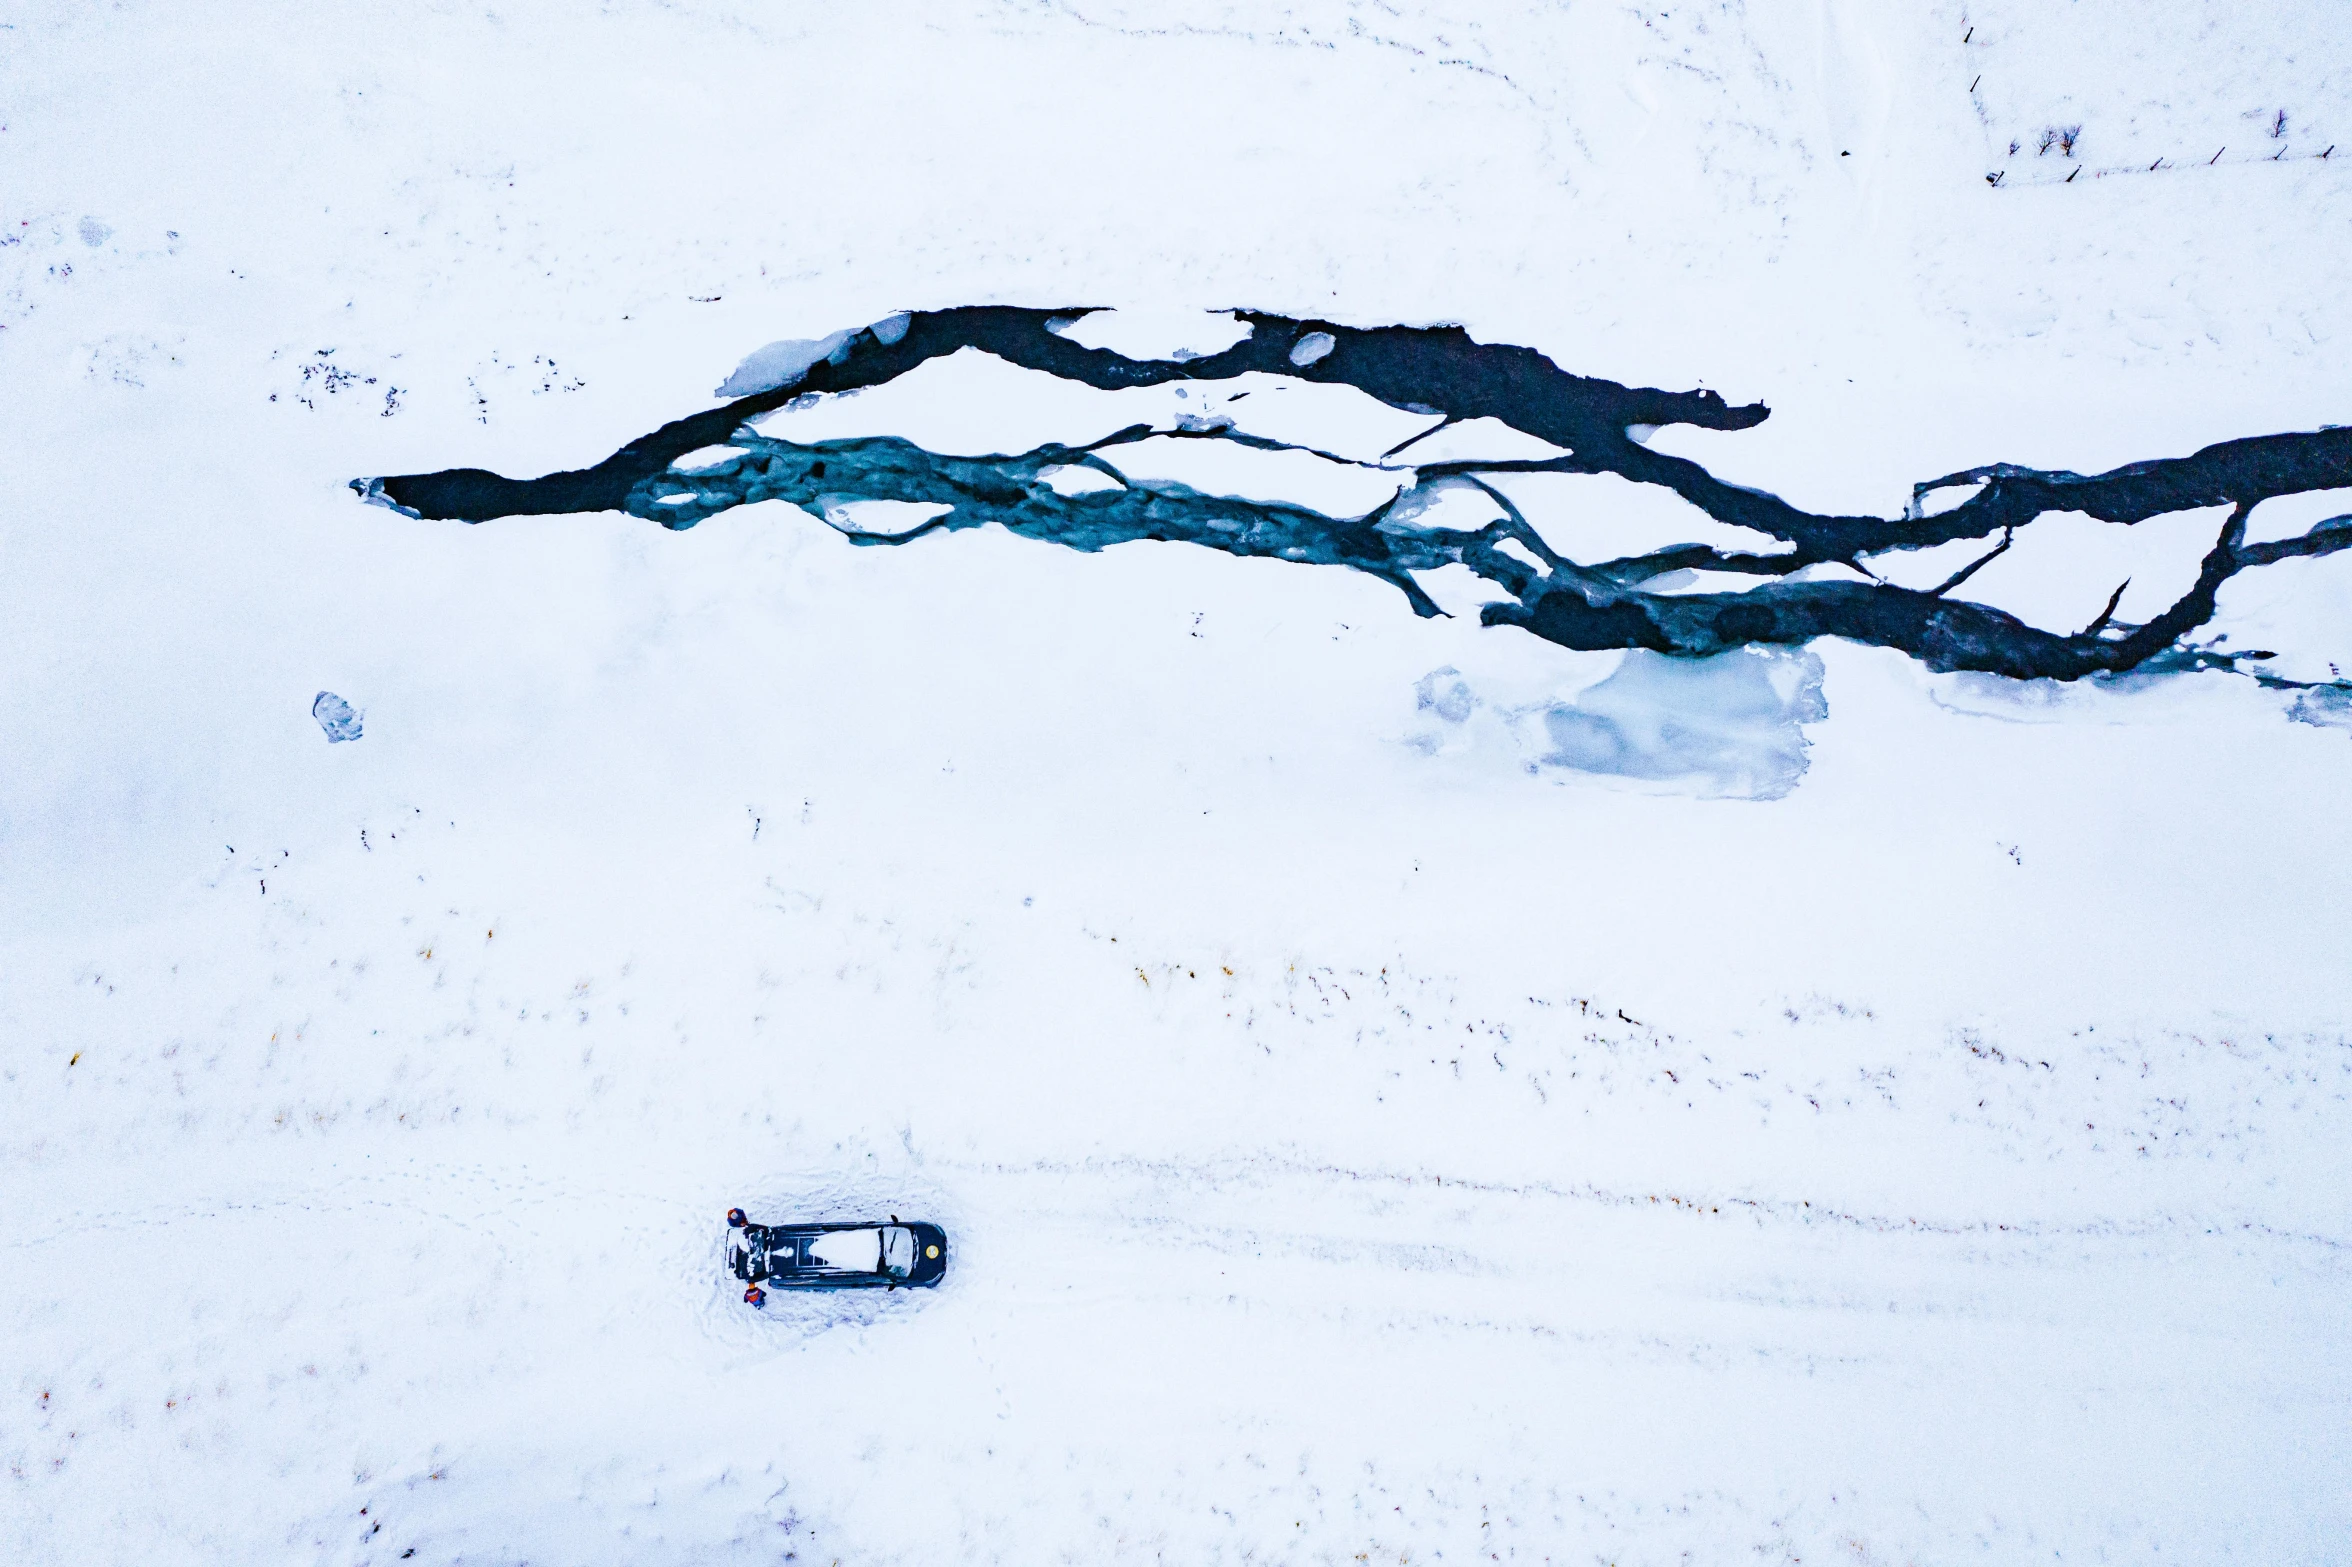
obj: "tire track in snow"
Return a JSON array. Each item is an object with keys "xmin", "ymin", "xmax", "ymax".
[{"xmin": 930, "ymin": 1149, "xmax": 2352, "ymax": 1253}]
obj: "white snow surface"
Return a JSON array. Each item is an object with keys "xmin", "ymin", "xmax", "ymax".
[
  {"xmin": 803, "ymin": 1229, "xmax": 883, "ymax": 1272},
  {"xmin": 1970, "ymin": 0, "xmax": 2347, "ymax": 182},
  {"xmin": 4, "ymin": 3, "xmax": 2351, "ymax": 1565}
]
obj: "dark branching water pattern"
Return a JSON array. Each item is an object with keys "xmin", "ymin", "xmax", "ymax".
[{"xmin": 359, "ymin": 308, "xmax": 2352, "ymax": 683}]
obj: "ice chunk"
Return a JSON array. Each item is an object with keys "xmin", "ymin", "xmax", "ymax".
[
  {"xmin": 1038, "ymin": 464, "xmax": 1126, "ymax": 497},
  {"xmin": 1535, "ymin": 647, "xmax": 1826, "ymax": 800},
  {"xmin": 751, "ymin": 356, "xmax": 1431, "ymax": 467},
  {"xmin": 1415, "ymin": 666, "xmax": 1480, "ymax": 723},
  {"xmin": 752, "ymin": 350, "xmax": 1196, "ymax": 459},
  {"xmin": 2243, "ymin": 488, "xmax": 2352, "ymax": 547},
  {"xmin": 1482, "ymin": 471, "xmax": 1792, "ymax": 563},
  {"xmin": 1385, "ymin": 417, "xmax": 1571, "ymax": 465},
  {"xmin": 1492, "ymin": 537, "xmax": 1550, "ymax": 576},
  {"xmin": 752, "ymin": 349, "xmax": 1131, "ymax": 456},
  {"xmin": 1909, "ymin": 480, "xmax": 1987, "ymax": 519},
  {"xmin": 1946, "ymin": 507, "xmax": 2228, "ymax": 632},
  {"xmin": 1214, "ymin": 377, "xmax": 1438, "ymax": 462},
  {"xmin": 1289, "ymin": 331, "xmax": 1335, "ymax": 366},
  {"xmin": 670, "ymin": 445, "xmax": 747, "ymax": 472},
  {"xmin": 716, "ymin": 328, "xmax": 858, "ymax": 398},
  {"xmin": 1096, "ymin": 435, "xmax": 1402, "ymax": 518},
  {"xmin": 1781, "ymin": 560, "xmax": 1875, "ymax": 585},
  {"xmin": 1862, "ymin": 535, "xmax": 2004, "ymax": 592},
  {"xmin": 1406, "ymin": 565, "xmax": 1517, "ymax": 619},
  {"xmin": 1048, "ymin": 308, "xmax": 1254, "ymax": 361},
  {"xmin": 2288, "ymin": 687, "xmax": 2352, "ymax": 736},
  {"xmin": 821, "ymin": 499, "xmax": 956, "ymax": 536},
  {"xmin": 1382, "ymin": 477, "xmax": 1510, "ymax": 534},
  {"xmin": 312, "ymin": 691, "xmax": 362, "ymax": 743},
  {"xmin": 1636, "ymin": 568, "xmax": 1773, "ymax": 595}
]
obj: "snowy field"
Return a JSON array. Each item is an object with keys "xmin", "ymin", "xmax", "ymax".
[{"xmin": 4, "ymin": 3, "xmax": 2351, "ymax": 1563}]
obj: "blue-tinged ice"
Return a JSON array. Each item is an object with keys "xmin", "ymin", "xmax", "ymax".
[
  {"xmin": 1415, "ymin": 666, "xmax": 1479, "ymax": 724},
  {"xmin": 313, "ymin": 691, "xmax": 363, "ymax": 743},
  {"xmin": 715, "ymin": 329, "xmax": 859, "ymax": 398},
  {"xmin": 2288, "ymin": 686, "xmax": 2352, "ymax": 735},
  {"xmin": 1537, "ymin": 648, "xmax": 1826, "ymax": 799}
]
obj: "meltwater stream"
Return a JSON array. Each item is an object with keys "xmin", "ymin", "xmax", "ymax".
[{"xmin": 357, "ymin": 308, "xmax": 2352, "ymax": 685}]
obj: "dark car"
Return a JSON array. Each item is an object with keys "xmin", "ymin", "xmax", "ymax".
[{"xmin": 728, "ymin": 1212, "xmax": 947, "ymax": 1291}]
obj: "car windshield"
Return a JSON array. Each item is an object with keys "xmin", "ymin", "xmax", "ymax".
[{"xmin": 881, "ymin": 1226, "xmax": 917, "ymax": 1278}]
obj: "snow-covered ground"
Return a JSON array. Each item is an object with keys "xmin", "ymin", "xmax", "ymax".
[{"xmin": 4, "ymin": 3, "xmax": 2349, "ymax": 1562}]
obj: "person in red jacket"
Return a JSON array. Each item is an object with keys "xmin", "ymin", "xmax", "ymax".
[
  {"xmin": 730, "ymin": 1209, "xmax": 768, "ymax": 1306},
  {"xmin": 727, "ymin": 1208, "xmax": 755, "ymax": 1280}
]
